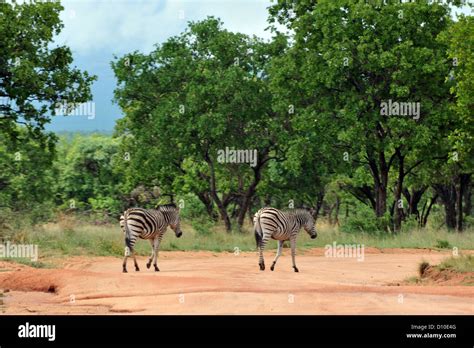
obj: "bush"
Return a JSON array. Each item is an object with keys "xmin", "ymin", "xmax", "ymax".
[
  {"xmin": 88, "ymin": 196, "xmax": 123, "ymax": 217},
  {"xmin": 439, "ymin": 255, "xmax": 474, "ymax": 273},
  {"xmin": 400, "ymin": 216, "xmax": 419, "ymax": 233},
  {"xmin": 435, "ymin": 239, "xmax": 451, "ymax": 249},
  {"xmin": 178, "ymin": 194, "xmax": 213, "ymax": 220},
  {"xmin": 340, "ymin": 206, "xmax": 388, "ymax": 234},
  {"xmin": 190, "ymin": 218, "xmax": 213, "ymax": 236},
  {"xmin": 426, "ymin": 206, "xmax": 444, "ymax": 228},
  {"xmin": 56, "ymin": 212, "xmax": 76, "ymax": 234},
  {"xmin": 0, "ymin": 204, "xmax": 55, "ymax": 242},
  {"xmin": 464, "ymin": 216, "xmax": 474, "ymax": 229}
]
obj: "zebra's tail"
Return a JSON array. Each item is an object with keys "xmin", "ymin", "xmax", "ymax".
[
  {"xmin": 123, "ymin": 210, "xmax": 133, "ymax": 251},
  {"xmin": 254, "ymin": 212, "xmax": 263, "ymax": 249}
]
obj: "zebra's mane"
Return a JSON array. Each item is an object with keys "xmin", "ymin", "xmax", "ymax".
[
  {"xmin": 284, "ymin": 208, "xmax": 311, "ymax": 214},
  {"xmin": 156, "ymin": 203, "xmax": 178, "ymax": 211},
  {"xmin": 284, "ymin": 208, "xmax": 313, "ymax": 221}
]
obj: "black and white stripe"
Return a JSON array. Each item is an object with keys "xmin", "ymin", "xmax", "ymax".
[
  {"xmin": 254, "ymin": 207, "xmax": 317, "ymax": 272},
  {"xmin": 120, "ymin": 204, "xmax": 183, "ymax": 273}
]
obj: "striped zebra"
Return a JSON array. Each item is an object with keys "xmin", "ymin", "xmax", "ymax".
[
  {"xmin": 254, "ymin": 207, "xmax": 317, "ymax": 272},
  {"xmin": 120, "ymin": 203, "xmax": 183, "ymax": 273}
]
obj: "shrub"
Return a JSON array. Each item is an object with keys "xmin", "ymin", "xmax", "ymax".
[
  {"xmin": 191, "ymin": 218, "xmax": 213, "ymax": 236},
  {"xmin": 178, "ymin": 194, "xmax": 213, "ymax": 220},
  {"xmin": 435, "ymin": 239, "xmax": 451, "ymax": 249},
  {"xmin": 340, "ymin": 206, "xmax": 388, "ymax": 234},
  {"xmin": 439, "ymin": 255, "xmax": 474, "ymax": 273}
]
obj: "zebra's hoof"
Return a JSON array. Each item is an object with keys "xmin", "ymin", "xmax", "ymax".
[
  {"xmin": 123, "ymin": 269, "xmax": 128, "ymax": 273},
  {"xmin": 259, "ymin": 263, "xmax": 265, "ymax": 271},
  {"xmin": 270, "ymin": 264, "xmax": 275, "ymax": 271},
  {"xmin": 154, "ymin": 266, "xmax": 160, "ymax": 272},
  {"xmin": 293, "ymin": 267, "xmax": 299, "ymax": 273},
  {"xmin": 135, "ymin": 267, "xmax": 140, "ymax": 272},
  {"xmin": 146, "ymin": 262, "xmax": 151, "ymax": 269}
]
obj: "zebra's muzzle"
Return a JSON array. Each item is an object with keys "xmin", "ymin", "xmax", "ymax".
[
  {"xmin": 176, "ymin": 232, "xmax": 183, "ymax": 238},
  {"xmin": 311, "ymin": 235, "xmax": 317, "ymax": 239}
]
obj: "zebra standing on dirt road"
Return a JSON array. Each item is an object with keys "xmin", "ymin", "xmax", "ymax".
[
  {"xmin": 120, "ymin": 204, "xmax": 183, "ymax": 273},
  {"xmin": 254, "ymin": 207, "xmax": 317, "ymax": 272}
]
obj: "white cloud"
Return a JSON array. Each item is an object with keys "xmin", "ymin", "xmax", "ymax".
[
  {"xmin": 56, "ymin": 0, "xmax": 471, "ymax": 56},
  {"xmin": 56, "ymin": 0, "xmax": 273, "ymax": 56}
]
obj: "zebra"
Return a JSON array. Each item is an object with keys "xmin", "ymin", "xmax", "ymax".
[
  {"xmin": 120, "ymin": 203, "xmax": 183, "ymax": 273},
  {"xmin": 254, "ymin": 207, "xmax": 317, "ymax": 272}
]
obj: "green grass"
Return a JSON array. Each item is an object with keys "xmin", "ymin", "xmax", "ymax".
[
  {"xmin": 0, "ymin": 257, "xmax": 51, "ymax": 269},
  {"xmin": 438, "ymin": 255, "xmax": 474, "ymax": 273},
  {"xmin": 435, "ymin": 239, "xmax": 452, "ymax": 249},
  {"xmin": 3, "ymin": 217, "xmax": 474, "ymax": 260},
  {"xmin": 416, "ymin": 255, "xmax": 474, "ymax": 285},
  {"xmin": 406, "ymin": 276, "xmax": 420, "ymax": 284},
  {"xmin": 405, "ymin": 255, "xmax": 474, "ymax": 286},
  {"xmin": 307, "ymin": 224, "xmax": 474, "ymax": 250}
]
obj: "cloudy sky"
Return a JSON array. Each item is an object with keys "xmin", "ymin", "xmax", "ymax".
[
  {"xmin": 46, "ymin": 0, "xmax": 471, "ymax": 132},
  {"xmin": 47, "ymin": 0, "xmax": 273, "ymax": 132}
]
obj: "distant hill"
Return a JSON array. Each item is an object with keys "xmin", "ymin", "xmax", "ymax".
[{"xmin": 55, "ymin": 130, "xmax": 114, "ymax": 139}]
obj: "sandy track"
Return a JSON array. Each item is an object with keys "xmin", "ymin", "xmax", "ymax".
[{"xmin": 0, "ymin": 248, "xmax": 473, "ymax": 314}]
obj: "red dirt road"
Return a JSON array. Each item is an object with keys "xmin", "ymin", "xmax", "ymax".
[{"xmin": 0, "ymin": 248, "xmax": 473, "ymax": 314}]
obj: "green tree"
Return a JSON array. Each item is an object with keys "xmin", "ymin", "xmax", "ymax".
[
  {"xmin": 0, "ymin": 1, "xmax": 95, "ymax": 139},
  {"xmin": 55, "ymin": 134, "xmax": 123, "ymax": 217},
  {"xmin": 437, "ymin": 15, "xmax": 474, "ymax": 231},
  {"xmin": 0, "ymin": 127, "xmax": 56, "ymax": 211},
  {"xmin": 0, "ymin": 1, "xmax": 95, "ymax": 215},
  {"xmin": 113, "ymin": 18, "xmax": 285, "ymax": 231},
  {"xmin": 268, "ymin": 0, "xmax": 464, "ymax": 231}
]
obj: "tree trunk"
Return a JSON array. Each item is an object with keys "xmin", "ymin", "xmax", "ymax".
[
  {"xmin": 434, "ymin": 184, "xmax": 457, "ymax": 230},
  {"xmin": 463, "ymin": 176, "xmax": 472, "ymax": 216},
  {"xmin": 205, "ymin": 151, "xmax": 232, "ymax": 232},
  {"xmin": 369, "ymin": 152, "xmax": 389, "ymax": 218},
  {"xmin": 456, "ymin": 174, "xmax": 470, "ymax": 232},
  {"xmin": 334, "ymin": 196, "xmax": 340, "ymax": 226},
  {"xmin": 236, "ymin": 152, "xmax": 268, "ymax": 230},
  {"xmin": 420, "ymin": 193, "xmax": 438, "ymax": 228},
  {"xmin": 393, "ymin": 151, "xmax": 405, "ymax": 232},
  {"xmin": 446, "ymin": 198, "xmax": 457, "ymax": 230},
  {"xmin": 237, "ymin": 191, "xmax": 254, "ymax": 229},
  {"xmin": 375, "ymin": 183, "xmax": 387, "ymax": 217},
  {"xmin": 345, "ymin": 184, "xmax": 375, "ymax": 210},
  {"xmin": 237, "ymin": 173, "xmax": 259, "ymax": 229},
  {"xmin": 247, "ymin": 197, "xmax": 254, "ymax": 224},
  {"xmin": 219, "ymin": 206, "xmax": 232, "ymax": 231},
  {"xmin": 311, "ymin": 191, "xmax": 325, "ymax": 221},
  {"xmin": 328, "ymin": 203, "xmax": 334, "ymax": 226},
  {"xmin": 197, "ymin": 192, "xmax": 217, "ymax": 221},
  {"xmin": 403, "ymin": 186, "xmax": 427, "ymax": 220},
  {"xmin": 456, "ymin": 177, "xmax": 463, "ymax": 232}
]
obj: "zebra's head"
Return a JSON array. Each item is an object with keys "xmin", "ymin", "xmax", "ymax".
[
  {"xmin": 159, "ymin": 204, "xmax": 183, "ymax": 238},
  {"xmin": 170, "ymin": 216, "xmax": 183, "ymax": 238},
  {"xmin": 304, "ymin": 209, "xmax": 317, "ymax": 239}
]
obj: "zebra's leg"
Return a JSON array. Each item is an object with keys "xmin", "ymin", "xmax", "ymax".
[
  {"xmin": 152, "ymin": 234, "xmax": 163, "ymax": 272},
  {"xmin": 146, "ymin": 239, "xmax": 155, "ymax": 269},
  {"xmin": 122, "ymin": 251, "xmax": 128, "ymax": 273},
  {"xmin": 290, "ymin": 237, "xmax": 299, "ymax": 272},
  {"xmin": 270, "ymin": 240, "xmax": 284, "ymax": 271},
  {"xmin": 258, "ymin": 234, "xmax": 269, "ymax": 271},
  {"xmin": 133, "ymin": 250, "xmax": 140, "ymax": 272},
  {"xmin": 122, "ymin": 245, "xmax": 131, "ymax": 273}
]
